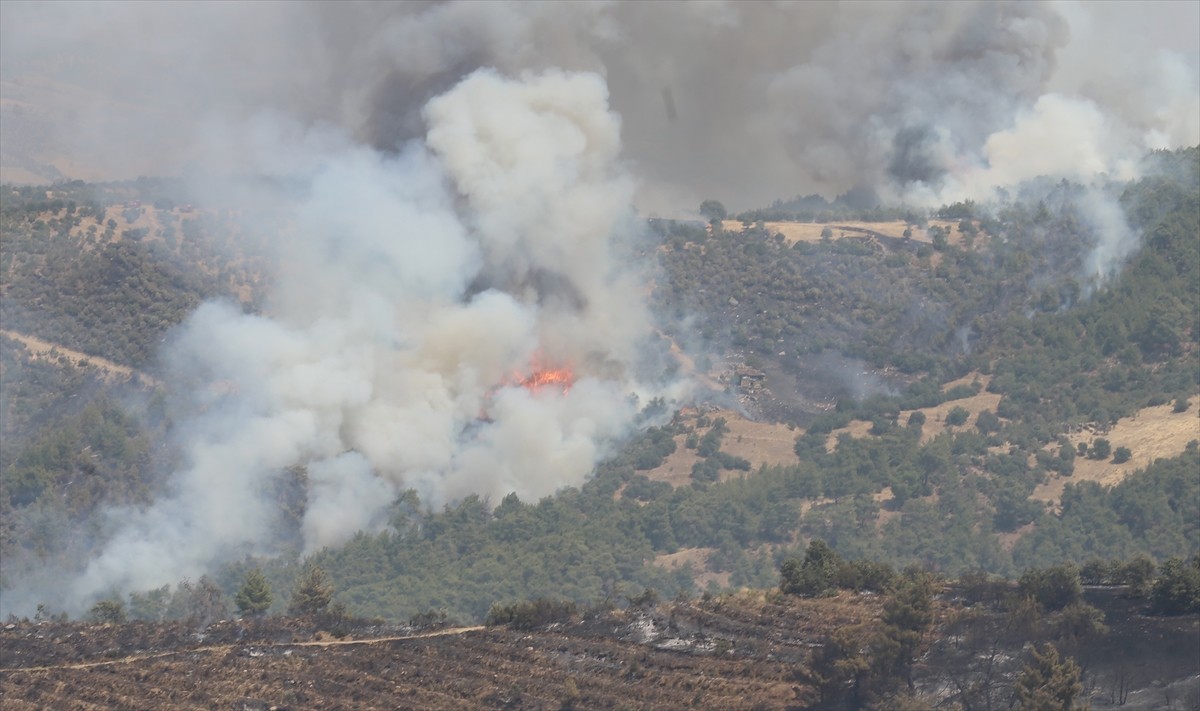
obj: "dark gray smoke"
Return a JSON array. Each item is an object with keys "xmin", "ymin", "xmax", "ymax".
[
  {"xmin": 2, "ymin": 2, "xmax": 1195, "ymax": 211},
  {"xmin": 888, "ymin": 126, "xmax": 946, "ymax": 186}
]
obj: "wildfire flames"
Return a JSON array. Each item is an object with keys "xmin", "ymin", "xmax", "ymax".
[
  {"xmin": 479, "ymin": 359, "xmax": 575, "ymax": 420},
  {"xmin": 518, "ymin": 366, "xmax": 574, "ymax": 394}
]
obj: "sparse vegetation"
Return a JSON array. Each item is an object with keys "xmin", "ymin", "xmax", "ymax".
[
  {"xmin": 87, "ymin": 598, "xmax": 127, "ymax": 624},
  {"xmin": 486, "ymin": 597, "xmax": 578, "ymax": 630}
]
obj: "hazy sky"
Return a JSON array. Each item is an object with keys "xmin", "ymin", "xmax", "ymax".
[{"xmin": 1, "ymin": 0, "xmax": 1197, "ymax": 212}]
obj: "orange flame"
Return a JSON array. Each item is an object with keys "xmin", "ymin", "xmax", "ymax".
[
  {"xmin": 519, "ymin": 366, "xmax": 574, "ymax": 394},
  {"xmin": 478, "ymin": 360, "xmax": 573, "ymax": 420}
]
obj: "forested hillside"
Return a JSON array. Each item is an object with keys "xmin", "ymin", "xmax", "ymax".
[{"xmin": 0, "ymin": 149, "xmax": 1197, "ymax": 627}]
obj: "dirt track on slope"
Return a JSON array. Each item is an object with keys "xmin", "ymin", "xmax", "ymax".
[
  {"xmin": 2, "ymin": 625, "xmax": 486, "ymax": 674},
  {"xmin": 0, "ymin": 329, "xmax": 159, "ymax": 386}
]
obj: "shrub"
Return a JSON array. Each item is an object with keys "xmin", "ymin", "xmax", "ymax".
[
  {"xmin": 1019, "ymin": 564, "xmax": 1082, "ymax": 612},
  {"xmin": 1150, "ymin": 557, "xmax": 1200, "ymax": 615},
  {"xmin": 691, "ymin": 458, "xmax": 721, "ymax": 483},
  {"xmin": 781, "ymin": 540, "xmax": 842, "ymax": 597},
  {"xmin": 1116, "ymin": 555, "xmax": 1156, "ymax": 595},
  {"xmin": 975, "ymin": 410, "xmax": 1001, "ymax": 434},
  {"xmin": 88, "ymin": 598, "xmax": 127, "ymax": 624},
  {"xmin": 486, "ymin": 598, "xmax": 578, "ymax": 630},
  {"xmin": 832, "ymin": 558, "xmax": 895, "ymax": 593},
  {"xmin": 409, "ymin": 609, "xmax": 450, "ymax": 629}
]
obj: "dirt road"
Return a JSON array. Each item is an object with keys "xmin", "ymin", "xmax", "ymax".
[
  {"xmin": 0, "ymin": 329, "xmax": 160, "ymax": 386},
  {"xmin": 1, "ymin": 625, "xmax": 487, "ymax": 673}
]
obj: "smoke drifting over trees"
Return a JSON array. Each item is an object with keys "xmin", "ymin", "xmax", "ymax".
[
  {"xmin": 0, "ymin": 2, "xmax": 1196, "ymax": 615},
  {"xmin": 13, "ymin": 68, "xmax": 675, "ymax": 614}
]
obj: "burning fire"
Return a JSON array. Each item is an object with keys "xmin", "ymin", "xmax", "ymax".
[
  {"xmin": 518, "ymin": 366, "xmax": 574, "ymax": 394},
  {"xmin": 479, "ymin": 358, "xmax": 575, "ymax": 420}
]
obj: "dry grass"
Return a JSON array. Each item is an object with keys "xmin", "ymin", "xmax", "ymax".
[
  {"xmin": 640, "ymin": 408, "xmax": 800, "ymax": 489},
  {"xmin": 644, "ymin": 374, "xmax": 1193, "ymax": 515},
  {"xmin": 1031, "ymin": 397, "xmax": 1200, "ymax": 507},
  {"xmin": 644, "ymin": 443, "xmax": 705, "ymax": 489},
  {"xmin": 914, "ymin": 376, "xmax": 1004, "ymax": 443},
  {"xmin": 719, "ymin": 219, "xmax": 966, "ymax": 245},
  {"xmin": 653, "ymin": 547, "xmax": 730, "ymax": 589},
  {"xmin": 719, "ymin": 411, "xmax": 802, "ymax": 470},
  {"xmin": 827, "ymin": 373, "xmax": 1001, "ymax": 450},
  {"xmin": 71, "ymin": 205, "xmax": 176, "ymax": 244}
]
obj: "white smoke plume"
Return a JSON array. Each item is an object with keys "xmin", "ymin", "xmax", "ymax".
[{"xmin": 5, "ymin": 68, "xmax": 670, "ymax": 612}]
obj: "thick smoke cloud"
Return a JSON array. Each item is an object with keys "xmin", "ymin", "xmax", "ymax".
[
  {"xmin": 7, "ymin": 68, "xmax": 671, "ymax": 613},
  {"xmin": 2, "ymin": 2, "xmax": 1196, "ymax": 211}
]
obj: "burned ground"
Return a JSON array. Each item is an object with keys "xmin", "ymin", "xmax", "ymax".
[
  {"xmin": 0, "ymin": 593, "xmax": 880, "ymax": 710},
  {"xmin": 3, "ymin": 587, "xmax": 1194, "ymax": 710}
]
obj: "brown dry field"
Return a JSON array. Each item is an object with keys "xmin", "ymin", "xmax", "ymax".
[
  {"xmin": 68, "ymin": 204, "xmax": 193, "ymax": 245},
  {"xmin": 672, "ymin": 370, "xmax": 1196, "ymax": 505},
  {"xmin": 644, "ymin": 441, "xmax": 706, "ymax": 488},
  {"xmin": 642, "ymin": 377, "xmax": 1007, "ymax": 485},
  {"xmin": 640, "ymin": 408, "xmax": 800, "ymax": 489},
  {"xmin": 720, "ymin": 412, "xmax": 802, "ymax": 471},
  {"xmin": 1032, "ymin": 397, "xmax": 1200, "ymax": 507},
  {"xmin": 719, "ymin": 218, "xmax": 966, "ymax": 246}
]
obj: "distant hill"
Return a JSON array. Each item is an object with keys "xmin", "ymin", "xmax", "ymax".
[{"xmin": 0, "ymin": 150, "xmax": 1196, "ymax": 642}]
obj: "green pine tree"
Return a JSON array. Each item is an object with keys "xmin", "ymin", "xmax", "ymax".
[
  {"xmin": 1014, "ymin": 643, "xmax": 1087, "ymax": 711},
  {"xmin": 235, "ymin": 567, "xmax": 273, "ymax": 617},
  {"xmin": 780, "ymin": 539, "xmax": 842, "ymax": 597},
  {"xmin": 288, "ymin": 562, "xmax": 334, "ymax": 616},
  {"xmin": 880, "ymin": 568, "xmax": 936, "ymax": 689}
]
